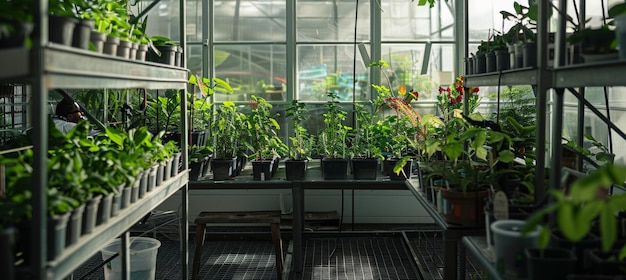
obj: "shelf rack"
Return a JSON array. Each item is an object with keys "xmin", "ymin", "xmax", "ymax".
[
  {"xmin": 461, "ymin": 0, "xmax": 626, "ymax": 276},
  {"xmin": 4, "ymin": 0, "xmax": 190, "ymax": 279},
  {"xmin": 3, "ymin": 41, "xmax": 191, "ymax": 279}
]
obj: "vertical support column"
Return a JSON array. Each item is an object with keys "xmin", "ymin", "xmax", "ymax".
[
  {"xmin": 121, "ymin": 232, "xmax": 130, "ymax": 280},
  {"xmin": 454, "ymin": 0, "xmax": 467, "ymax": 77},
  {"xmin": 292, "ymin": 181, "xmax": 304, "ymax": 273},
  {"xmin": 533, "ymin": 0, "xmax": 551, "ymax": 205},
  {"xmin": 370, "ymin": 0, "xmax": 381, "ymax": 88},
  {"xmin": 286, "ymin": 0, "xmax": 296, "ymax": 137},
  {"xmin": 179, "ymin": 0, "xmax": 189, "ymax": 278},
  {"xmin": 32, "ymin": 0, "xmax": 49, "ymax": 278},
  {"xmin": 442, "ymin": 231, "xmax": 457, "ymax": 280}
]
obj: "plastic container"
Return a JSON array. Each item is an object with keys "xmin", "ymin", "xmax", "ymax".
[
  {"xmin": 491, "ymin": 219, "xmax": 541, "ymax": 279},
  {"xmin": 101, "ymin": 237, "xmax": 161, "ymax": 280}
]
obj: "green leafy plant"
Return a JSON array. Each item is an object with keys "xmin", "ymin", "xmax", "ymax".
[
  {"xmin": 246, "ymin": 95, "xmax": 287, "ymax": 160},
  {"xmin": 318, "ymin": 91, "xmax": 351, "ymax": 159},
  {"xmin": 523, "ymin": 164, "xmax": 626, "ymax": 261},
  {"xmin": 211, "ymin": 101, "xmax": 242, "ymax": 159},
  {"xmin": 349, "ymin": 103, "xmax": 382, "ymax": 160},
  {"xmin": 286, "ymin": 100, "xmax": 314, "ymax": 161}
]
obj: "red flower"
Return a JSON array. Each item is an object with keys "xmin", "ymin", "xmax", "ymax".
[
  {"xmin": 472, "ymin": 87, "xmax": 479, "ymax": 93},
  {"xmin": 438, "ymin": 86, "xmax": 444, "ymax": 94},
  {"xmin": 455, "ymin": 94, "xmax": 463, "ymax": 103},
  {"xmin": 248, "ymin": 100, "xmax": 258, "ymax": 109},
  {"xmin": 409, "ymin": 89, "xmax": 419, "ymax": 98}
]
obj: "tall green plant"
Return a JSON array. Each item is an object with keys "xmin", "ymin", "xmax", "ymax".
[
  {"xmin": 286, "ymin": 100, "xmax": 313, "ymax": 161},
  {"xmin": 319, "ymin": 91, "xmax": 351, "ymax": 159}
]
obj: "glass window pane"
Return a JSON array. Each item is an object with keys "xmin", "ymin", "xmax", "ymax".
[
  {"xmin": 380, "ymin": 44, "xmax": 455, "ymax": 101},
  {"xmin": 381, "ymin": 0, "xmax": 453, "ymax": 41},
  {"xmin": 297, "ymin": 45, "xmax": 370, "ymax": 102},
  {"xmin": 187, "ymin": 44, "xmax": 203, "ymax": 76},
  {"xmin": 214, "ymin": 45, "xmax": 287, "ymax": 102},
  {"xmin": 296, "ymin": 0, "xmax": 370, "ymax": 42},
  {"xmin": 214, "ymin": 0, "xmax": 286, "ymax": 42},
  {"xmin": 138, "ymin": 0, "xmax": 182, "ymax": 42}
]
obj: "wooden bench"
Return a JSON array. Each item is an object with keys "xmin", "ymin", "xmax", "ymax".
[{"xmin": 191, "ymin": 211, "xmax": 284, "ymax": 280}]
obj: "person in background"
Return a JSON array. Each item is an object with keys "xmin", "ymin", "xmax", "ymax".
[{"xmin": 52, "ymin": 98, "xmax": 85, "ymax": 134}]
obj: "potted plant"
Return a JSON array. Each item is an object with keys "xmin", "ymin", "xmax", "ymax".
[
  {"xmin": 349, "ymin": 103, "xmax": 383, "ymax": 180},
  {"xmin": 285, "ymin": 100, "xmax": 314, "ymax": 180},
  {"xmin": 246, "ymin": 95, "xmax": 288, "ymax": 181},
  {"xmin": 0, "ymin": 0, "xmax": 33, "ymax": 49},
  {"xmin": 523, "ymin": 164, "xmax": 626, "ymax": 277},
  {"xmin": 368, "ymin": 60, "xmax": 421, "ymax": 180},
  {"xmin": 318, "ymin": 91, "xmax": 352, "ymax": 180},
  {"xmin": 211, "ymin": 101, "xmax": 242, "ymax": 180}
]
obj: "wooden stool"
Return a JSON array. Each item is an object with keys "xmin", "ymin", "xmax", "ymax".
[{"xmin": 191, "ymin": 211, "xmax": 284, "ymax": 280}]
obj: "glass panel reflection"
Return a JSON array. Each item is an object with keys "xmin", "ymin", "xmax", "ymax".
[{"xmin": 214, "ymin": 45, "xmax": 287, "ymax": 102}]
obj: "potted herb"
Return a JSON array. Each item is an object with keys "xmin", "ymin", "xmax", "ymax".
[
  {"xmin": 285, "ymin": 100, "xmax": 313, "ymax": 180},
  {"xmin": 368, "ymin": 60, "xmax": 421, "ymax": 180},
  {"xmin": 246, "ymin": 95, "xmax": 288, "ymax": 181},
  {"xmin": 349, "ymin": 103, "xmax": 383, "ymax": 180},
  {"xmin": 0, "ymin": 0, "xmax": 33, "ymax": 49},
  {"xmin": 211, "ymin": 101, "xmax": 242, "ymax": 180},
  {"xmin": 318, "ymin": 91, "xmax": 352, "ymax": 180},
  {"xmin": 523, "ymin": 164, "xmax": 626, "ymax": 277}
]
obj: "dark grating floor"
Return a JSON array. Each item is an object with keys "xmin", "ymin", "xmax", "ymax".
[
  {"xmin": 72, "ymin": 227, "xmax": 485, "ymax": 280},
  {"xmin": 292, "ymin": 236, "xmax": 419, "ymax": 280}
]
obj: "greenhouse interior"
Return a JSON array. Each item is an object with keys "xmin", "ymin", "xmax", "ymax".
[{"xmin": 2, "ymin": 0, "xmax": 626, "ymax": 279}]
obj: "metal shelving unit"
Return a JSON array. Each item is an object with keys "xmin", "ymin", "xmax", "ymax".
[
  {"xmin": 3, "ymin": 0, "xmax": 190, "ymax": 279},
  {"xmin": 461, "ymin": 0, "xmax": 626, "ymax": 276}
]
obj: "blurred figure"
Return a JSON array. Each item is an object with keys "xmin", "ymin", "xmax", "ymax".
[{"xmin": 52, "ymin": 98, "xmax": 85, "ymax": 134}]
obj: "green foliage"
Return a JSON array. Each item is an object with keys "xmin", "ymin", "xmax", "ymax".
[
  {"xmin": 349, "ymin": 103, "xmax": 382, "ymax": 160},
  {"xmin": 523, "ymin": 164, "xmax": 626, "ymax": 255},
  {"xmin": 286, "ymin": 100, "xmax": 314, "ymax": 160},
  {"xmin": 246, "ymin": 95, "xmax": 287, "ymax": 159},
  {"xmin": 318, "ymin": 91, "xmax": 351, "ymax": 159},
  {"xmin": 211, "ymin": 101, "xmax": 242, "ymax": 159}
]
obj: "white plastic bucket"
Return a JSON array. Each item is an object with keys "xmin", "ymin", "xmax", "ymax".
[
  {"xmin": 101, "ymin": 237, "xmax": 161, "ymax": 280},
  {"xmin": 491, "ymin": 219, "xmax": 541, "ymax": 279}
]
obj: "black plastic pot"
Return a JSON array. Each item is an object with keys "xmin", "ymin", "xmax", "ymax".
[
  {"xmin": 352, "ymin": 158, "xmax": 378, "ymax": 180},
  {"xmin": 96, "ymin": 192, "xmax": 114, "ymax": 226},
  {"xmin": 89, "ymin": 30, "xmax": 106, "ymax": 53},
  {"xmin": 211, "ymin": 158, "xmax": 235, "ymax": 181},
  {"xmin": 71, "ymin": 19, "xmax": 94, "ymax": 49},
  {"xmin": 81, "ymin": 195, "xmax": 102, "ymax": 235},
  {"xmin": 252, "ymin": 158, "xmax": 275, "ymax": 181},
  {"xmin": 66, "ymin": 204, "xmax": 85, "ymax": 247},
  {"xmin": 525, "ymin": 248, "xmax": 577, "ymax": 280},
  {"xmin": 321, "ymin": 158, "xmax": 348, "ymax": 180},
  {"xmin": 285, "ymin": 159, "xmax": 308, "ymax": 181},
  {"xmin": 49, "ymin": 15, "xmax": 77, "ymax": 46}
]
